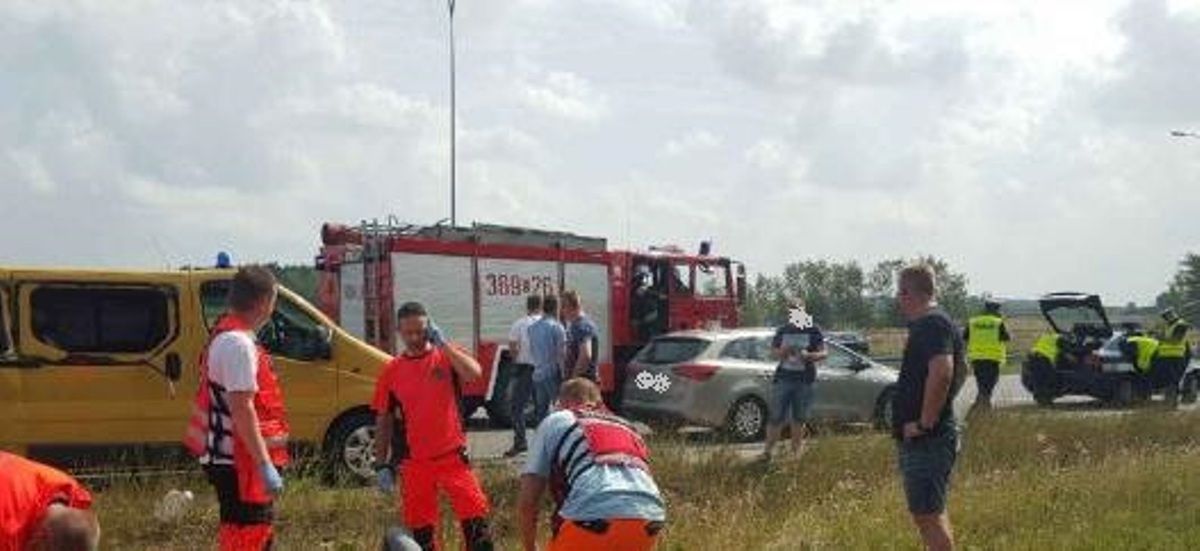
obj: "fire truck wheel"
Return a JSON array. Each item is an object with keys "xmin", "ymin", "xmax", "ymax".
[
  {"xmin": 325, "ymin": 411, "xmax": 377, "ymax": 484},
  {"xmin": 484, "ymin": 364, "xmax": 534, "ymax": 428}
]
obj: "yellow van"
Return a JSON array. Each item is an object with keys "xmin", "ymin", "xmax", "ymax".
[{"xmin": 0, "ymin": 267, "xmax": 389, "ymax": 479}]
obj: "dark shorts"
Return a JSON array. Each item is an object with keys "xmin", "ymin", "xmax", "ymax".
[
  {"xmin": 204, "ymin": 464, "xmax": 274, "ymax": 525},
  {"xmin": 897, "ymin": 428, "xmax": 959, "ymax": 515},
  {"xmin": 769, "ymin": 377, "xmax": 814, "ymax": 425}
]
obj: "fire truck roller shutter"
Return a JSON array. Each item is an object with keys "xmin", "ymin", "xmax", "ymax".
[
  {"xmin": 339, "ymin": 262, "xmax": 366, "ymax": 339},
  {"xmin": 563, "ymin": 262, "xmax": 612, "ymax": 366},
  {"xmin": 390, "ymin": 252, "xmax": 476, "ymax": 353},
  {"xmin": 478, "ymin": 258, "xmax": 560, "ymax": 344}
]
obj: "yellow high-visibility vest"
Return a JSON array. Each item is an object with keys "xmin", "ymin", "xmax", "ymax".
[
  {"xmin": 1157, "ymin": 320, "xmax": 1190, "ymax": 359},
  {"xmin": 1127, "ymin": 336, "xmax": 1159, "ymax": 372},
  {"xmin": 1031, "ymin": 333, "xmax": 1060, "ymax": 363},
  {"xmin": 967, "ymin": 314, "xmax": 1006, "ymax": 363}
]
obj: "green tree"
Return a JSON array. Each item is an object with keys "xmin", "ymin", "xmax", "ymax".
[{"xmin": 1157, "ymin": 253, "xmax": 1200, "ymax": 326}]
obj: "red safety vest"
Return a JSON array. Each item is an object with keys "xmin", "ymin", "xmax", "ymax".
[
  {"xmin": 549, "ymin": 406, "xmax": 650, "ymax": 528},
  {"xmin": 184, "ymin": 315, "xmax": 290, "ymax": 466}
]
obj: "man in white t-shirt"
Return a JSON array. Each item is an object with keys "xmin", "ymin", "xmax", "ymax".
[
  {"xmin": 504, "ymin": 295, "xmax": 543, "ymax": 457},
  {"xmin": 184, "ymin": 266, "xmax": 290, "ymax": 551}
]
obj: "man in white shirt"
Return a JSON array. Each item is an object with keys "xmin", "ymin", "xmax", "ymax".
[
  {"xmin": 504, "ymin": 295, "xmax": 543, "ymax": 457},
  {"xmin": 184, "ymin": 266, "xmax": 290, "ymax": 551}
]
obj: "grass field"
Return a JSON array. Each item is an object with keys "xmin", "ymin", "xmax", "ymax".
[{"xmin": 94, "ymin": 408, "xmax": 1200, "ymax": 550}]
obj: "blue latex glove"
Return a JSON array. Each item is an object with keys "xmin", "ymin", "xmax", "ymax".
[
  {"xmin": 376, "ymin": 467, "xmax": 396, "ymax": 495},
  {"xmin": 259, "ymin": 462, "xmax": 284, "ymax": 497},
  {"xmin": 426, "ymin": 320, "xmax": 447, "ymax": 348}
]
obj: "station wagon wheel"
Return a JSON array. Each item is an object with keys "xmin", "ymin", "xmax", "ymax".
[
  {"xmin": 873, "ymin": 386, "xmax": 896, "ymax": 430},
  {"xmin": 726, "ymin": 396, "xmax": 767, "ymax": 442}
]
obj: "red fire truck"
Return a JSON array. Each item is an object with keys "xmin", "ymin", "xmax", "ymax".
[{"xmin": 315, "ymin": 220, "xmax": 745, "ymax": 423}]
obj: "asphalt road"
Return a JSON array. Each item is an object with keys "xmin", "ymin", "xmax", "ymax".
[{"xmin": 465, "ymin": 375, "xmax": 1039, "ymax": 463}]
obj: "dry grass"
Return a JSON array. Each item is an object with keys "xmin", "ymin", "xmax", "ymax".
[{"xmin": 95, "ymin": 408, "xmax": 1200, "ymax": 550}]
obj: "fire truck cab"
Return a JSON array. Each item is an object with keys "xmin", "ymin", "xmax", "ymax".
[{"xmin": 316, "ymin": 221, "xmax": 745, "ymax": 424}]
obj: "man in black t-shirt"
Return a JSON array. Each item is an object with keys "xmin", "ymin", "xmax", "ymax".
[
  {"xmin": 762, "ymin": 299, "xmax": 827, "ymax": 460},
  {"xmin": 892, "ymin": 265, "xmax": 964, "ymax": 551}
]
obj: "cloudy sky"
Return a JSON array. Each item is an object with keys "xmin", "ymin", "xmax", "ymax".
[{"xmin": 3, "ymin": 0, "xmax": 1200, "ymax": 304}]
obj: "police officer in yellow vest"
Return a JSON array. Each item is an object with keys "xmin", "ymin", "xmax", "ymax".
[
  {"xmin": 964, "ymin": 300, "xmax": 1010, "ymax": 409},
  {"xmin": 1122, "ymin": 333, "xmax": 1160, "ymax": 392},
  {"xmin": 1155, "ymin": 309, "xmax": 1191, "ymax": 393}
]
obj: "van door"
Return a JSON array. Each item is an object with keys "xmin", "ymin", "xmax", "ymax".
[
  {"xmin": 15, "ymin": 281, "xmax": 188, "ymax": 449},
  {"xmin": 0, "ymin": 282, "xmax": 21, "ymax": 451},
  {"xmin": 198, "ymin": 280, "xmax": 337, "ymax": 442}
]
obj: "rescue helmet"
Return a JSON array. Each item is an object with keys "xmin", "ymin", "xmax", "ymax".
[
  {"xmin": 984, "ymin": 299, "xmax": 1002, "ymax": 313},
  {"xmin": 1161, "ymin": 308, "xmax": 1180, "ymax": 323}
]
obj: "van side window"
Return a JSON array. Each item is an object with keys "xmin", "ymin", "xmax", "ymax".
[
  {"xmin": 261, "ymin": 297, "xmax": 328, "ymax": 362},
  {"xmin": 200, "ymin": 281, "xmax": 229, "ymax": 329},
  {"xmin": 31, "ymin": 287, "xmax": 170, "ymax": 354},
  {"xmin": 0, "ymin": 288, "xmax": 12, "ymax": 356},
  {"xmin": 672, "ymin": 263, "xmax": 693, "ymax": 296}
]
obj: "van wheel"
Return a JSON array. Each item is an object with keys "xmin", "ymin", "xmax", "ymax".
[
  {"xmin": 325, "ymin": 411, "xmax": 377, "ymax": 484},
  {"xmin": 725, "ymin": 397, "xmax": 768, "ymax": 442},
  {"xmin": 1181, "ymin": 374, "xmax": 1199, "ymax": 405}
]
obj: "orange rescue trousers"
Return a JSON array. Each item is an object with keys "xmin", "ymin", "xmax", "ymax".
[
  {"xmin": 548, "ymin": 519, "xmax": 663, "ymax": 551},
  {"xmin": 396, "ymin": 450, "xmax": 492, "ymax": 551}
]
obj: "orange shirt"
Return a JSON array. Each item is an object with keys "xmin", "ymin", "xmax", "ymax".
[
  {"xmin": 0, "ymin": 453, "xmax": 92, "ymax": 551},
  {"xmin": 372, "ymin": 346, "xmax": 466, "ymax": 462}
]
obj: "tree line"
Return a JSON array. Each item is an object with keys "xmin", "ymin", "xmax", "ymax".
[{"xmin": 740, "ymin": 256, "xmax": 975, "ymax": 329}]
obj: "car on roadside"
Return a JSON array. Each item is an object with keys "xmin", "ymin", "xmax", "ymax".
[
  {"xmin": 825, "ymin": 330, "xmax": 871, "ymax": 355},
  {"xmin": 1021, "ymin": 292, "xmax": 1200, "ymax": 407},
  {"xmin": 621, "ymin": 328, "xmax": 898, "ymax": 442}
]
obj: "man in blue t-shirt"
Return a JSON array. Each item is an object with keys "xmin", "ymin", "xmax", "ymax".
[
  {"xmin": 561, "ymin": 290, "xmax": 599, "ymax": 382},
  {"xmin": 763, "ymin": 299, "xmax": 827, "ymax": 460},
  {"xmin": 528, "ymin": 295, "xmax": 567, "ymax": 424}
]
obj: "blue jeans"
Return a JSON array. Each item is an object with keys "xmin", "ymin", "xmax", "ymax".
[
  {"xmin": 510, "ymin": 364, "xmax": 534, "ymax": 448},
  {"xmin": 769, "ymin": 377, "xmax": 815, "ymax": 426},
  {"xmin": 532, "ymin": 371, "xmax": 560, "ymax": 425},
  {"xmin": 897, "ymin": 426, "xmax": 960, "ymax": 515}
]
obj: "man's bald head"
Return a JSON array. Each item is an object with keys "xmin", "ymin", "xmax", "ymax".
[{"xmin": 31, "ymin": 504, "xmax": 99, "ymax": 551}]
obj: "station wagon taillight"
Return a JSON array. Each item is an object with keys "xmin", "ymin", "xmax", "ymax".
[{"xmin": 672, "ymin": 363, "xmax": 720, "ymax": 382}]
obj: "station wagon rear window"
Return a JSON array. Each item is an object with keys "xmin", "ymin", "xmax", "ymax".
[
  {"xmin": 31, "ymin": 286, "xmax": 171, "ymax": 354},
  {"xmin": 636, "ymin": 337, "xmax": 709, "ymax": 364}
]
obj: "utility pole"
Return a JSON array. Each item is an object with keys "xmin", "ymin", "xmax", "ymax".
[{"xmin": 448, "ymin": 0, "xmax": 458, "ymax": 227}]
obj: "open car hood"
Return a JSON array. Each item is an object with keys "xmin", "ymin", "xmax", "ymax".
[{"xmin": 1039, "ymin": 292, "xmax": 1112, "ymax": 336}]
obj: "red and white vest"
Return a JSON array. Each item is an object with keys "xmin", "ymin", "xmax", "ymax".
[
  {"xmin": 549, "ymin": 406, "xmax": 650, "ymax": 526},
  {"xmin": 184, "ymin": 315, "xmax": 290, "ymax": 466}
]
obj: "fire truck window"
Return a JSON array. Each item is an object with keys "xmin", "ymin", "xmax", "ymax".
[
  {"xmin": 672, "ymin": 264, "xmax": 692, "ymax": 295},
  {"xmin": 696, "ymin": 264, "xmax": 728, "ymax": 297},
  {"xmin": 30, "ymin": 286, "xmax": 171, "ymax": 355},
  {"xmin": 259, "ymin": 296, "xmax": 330, "ymax": 362},
  {"xmin": 200, "ymin": 281, "xmax": 230, "ymax": 329}
]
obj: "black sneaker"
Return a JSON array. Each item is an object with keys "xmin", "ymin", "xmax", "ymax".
[{"xmin": 503, "ymin": 445, "xmax": 527, "ymax": 458}]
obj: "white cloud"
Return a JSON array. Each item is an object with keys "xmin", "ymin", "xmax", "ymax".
[
  {"xmin": 519, "ymin": 71, "xmax": 608, "ymax": 122},
  {"xmin": 663, "ymin": 129, "xmax": 721, "ymax": 156}
]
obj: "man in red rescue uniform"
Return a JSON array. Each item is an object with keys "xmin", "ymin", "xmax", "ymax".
[
  {"xmin": 372, "ymin": 301, "xmax": 494, "ymax": 551},
  {"xmin": 185, "ymin": 266, "xmax": 290, "ymax": 550},
  {"xmin": 0, "ymin": 452, "xmax": 99, "ymax": 551}
]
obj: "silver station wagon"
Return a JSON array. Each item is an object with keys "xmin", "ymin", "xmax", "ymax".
[{"xmin": 622, "ymin": 328, "xmax": 899, "ymax": 441}]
